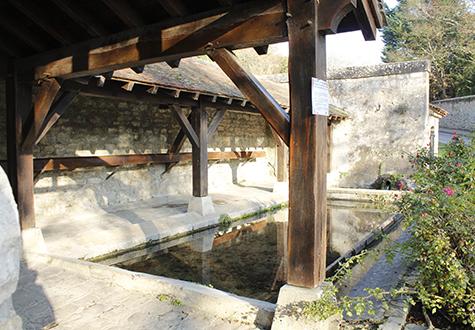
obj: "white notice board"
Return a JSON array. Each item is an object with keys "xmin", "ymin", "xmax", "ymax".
[{"xmin": 311, "ymin": 78, "xmax": 329, "ymax": 116}]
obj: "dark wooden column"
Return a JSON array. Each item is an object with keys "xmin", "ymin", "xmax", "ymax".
[
  {"xmin": 6, "ymin": 68, "xmax": 34, "ymax": 229},
  {"xmin": 191, "ymin": 104, "xmax": 209, "ymax": 197},
  {"xmin": 287, "ymin": 0, "xmax": 328, "ymax": 288}
]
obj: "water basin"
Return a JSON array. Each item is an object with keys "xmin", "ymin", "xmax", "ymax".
[{"xmin": 116, "ymin": 201, "xmax": 396, "ymax": 303}]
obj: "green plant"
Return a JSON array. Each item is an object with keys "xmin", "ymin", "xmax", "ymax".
[
  {"xmin": 157, "ymin": 294, "xmax": 183, "ymax": 307},
  {"xmin": 394, "ymin": 134, "xmax": 475, "ymax": 326},
  {"xmin": 218, "ymin": 214, "xmax": 233, "ymax": 231}
]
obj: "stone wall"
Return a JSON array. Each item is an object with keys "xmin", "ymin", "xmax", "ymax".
[
  {"xmin": 0, "ymin": 83, "xmax": 277, "ymax": 220},
  {"xmin": 433, "ymin": 95, "xmax": 475, "ymax": 144},
  {"xmin": 327, "ymin": 61, "xmax": 433, "ymax": 188}
]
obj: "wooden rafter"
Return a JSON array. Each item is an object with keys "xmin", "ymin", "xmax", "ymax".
[
  {"xmin": 9, "ymin": 0, "xmax": 75, "ymax": 45},
  {"xmin": 49, "ymin": 0, "xmax": 109, "ymax": 37},
  {"xmin": 157, "ymin": 0, "xmax": 190, "ymax": 17},
  {"xmin": 0, "ymin": 13, "xmax": 48, "ymax": 52},
  {"xmin": 102, "ymin": 0, "xmax": 146, "ymax": 28},
  {"xmin": 61, "ymin": 79, "xmax": 258, "ymax": 114},
  {"xmin": 20, "ymin": 0, "xmax": 286, "ymax": 80},
  {"xmin": 208, "ymin": 48, "xmax": 290, "ymax": 146}
]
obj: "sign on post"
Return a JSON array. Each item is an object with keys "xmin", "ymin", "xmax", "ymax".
[{"xmin": 311, "ymin": 78, "xmax": 329, "ymax": 116}]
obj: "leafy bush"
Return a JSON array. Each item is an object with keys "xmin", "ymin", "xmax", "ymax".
[{"xmin": 395, "ymin": 135, "xmax": 475, "ymax": 326}]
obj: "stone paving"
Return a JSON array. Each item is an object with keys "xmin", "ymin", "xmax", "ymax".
[
  {"xmin": 12, "ymin": 256, "xmax": 263, "ymax": 330},
  {"xmin": 39, "ymin": 183, "xmax": 286, "ymax": 260}
]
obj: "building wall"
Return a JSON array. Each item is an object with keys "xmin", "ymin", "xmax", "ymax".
[
  {"xmin": 433, "ymin": 95, "xmax": 475, "ymax": 144},
  {"xmin": 327, "ymin": 61, "xmax": 433, "ymax": 188},
  {"xmin": 0, "ymin": 83, "xmax": 277, "ymax": 220}
]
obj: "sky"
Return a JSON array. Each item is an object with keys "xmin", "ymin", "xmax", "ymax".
[{"xmin": 271, "ymin": 0, "xmax": 399, "ymax": 68}]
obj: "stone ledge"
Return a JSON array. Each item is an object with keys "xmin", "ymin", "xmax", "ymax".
[
  {"xmin": 25, "ymin": 253, "xmax": 276, "ymax": 329},
  {"xmin": 328, "ymin": 60, "xmax": 430, "ymax": 80}
]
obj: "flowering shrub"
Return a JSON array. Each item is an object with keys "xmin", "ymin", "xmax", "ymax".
[{"xmin": 395, "ymin": 135, "xmax": 475, "ymax": 326}]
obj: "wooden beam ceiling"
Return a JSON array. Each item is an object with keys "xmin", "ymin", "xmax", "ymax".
[
  {"xmin": 0, "ymin": 13, "xmax": 48, "ymax": 52},
  {"xmin": 102, "ymin": 0, "xmax": 146, "ymax": 28},
  {"xmin": 49, "ymin": 0, "xmax": 109, "ymax": 37},
  {"xmin": 18, "ymin": 0, "xmax": 287, "ymax": 80},
  {"xmin": 8, "ymin": 0, "xmax": 75, "ymax": 45},
  {"xmin": 157, "ymin": 0, "xmax": 190, "ymax": 17}
]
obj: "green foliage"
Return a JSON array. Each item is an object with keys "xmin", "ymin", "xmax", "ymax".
[
  {"xmin": 382, "ymin": 0, "xmax": 475, "ymax": 100},
  {"xmin": 157, "ymin": 294, "xmax": 183, "ymax": 307},
  {"xmin": 218, "ymin": 214, "xmax": 233, "ymax": 231},
  {"xmin": 395, "ymin": 135, "xmax": 475, "ymax": 326}
]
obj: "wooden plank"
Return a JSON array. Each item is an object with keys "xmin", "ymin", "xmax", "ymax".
[
  {"xmin": 208, "ymin": 48, "xmax": 290, "ymax": 146},
  {"xmin": 0, "ymin": 13, "xmax": 49, "ymax": 52},
  {"xmin": 49, "ymin": 0, "xmax": 109, "ymax": 37},
  {"xmin": 32, "ymin": 151, "xmax": 266, "ymax": 172},
  {"xmin": 165, "ymin": 112, "xmax": 193, "ymax": 172},
  {"xmin": 157, "ymin": 0, "xmax": 190, "ymax": 17},
  {"xmin": 23, "ymin": 0, "xmax": 286, "ymax": 80},
  {"xmin": 22, "ymin": 78, "xmax": 61, "ymax": 149},
  {"xmin": 9, "ymin": 0, "xmax": 75, "ymax": 45},
  {"xmin": 171, "ymin": 105, "xmax": 199, "ymax": 148},
  {"xmin": 191, "ymin": 104, "xmax": 209, "ymax": 197},
  {"xmin": 102, "ymin": 0, "xmax": 146, "ymax": 28},
  {"xmin": 287, "ymin": 0, "xmax": 328, "ymax": 288},
  {"xmin": 208, "ymin": 109, "xmax": 227, "ymax": 138},
  {"xmin": 6, "ymin": 65, "xmax": 35, "ymax": 229},
  {"xmin": 35, "ymin": 90, "xmax": 79, "ymax": 145}
]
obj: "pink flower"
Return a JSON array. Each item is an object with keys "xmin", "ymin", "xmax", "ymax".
[
  {"xmin": 455, "ymin": 162, "xmax": 462, "ymax": 167},
  {"xmin": 443, "ymin": 187, "xmax": 455, "ymax": 196}
]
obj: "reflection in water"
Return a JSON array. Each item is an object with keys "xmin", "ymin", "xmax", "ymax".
[{"xmin": 119, "ymin": 202, "xmax": 392, "ymax": 303}]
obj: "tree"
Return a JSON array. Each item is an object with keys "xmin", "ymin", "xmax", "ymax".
[{"xmin": 382, "ymin": 0, "xmax": 475, "ymax": 100}]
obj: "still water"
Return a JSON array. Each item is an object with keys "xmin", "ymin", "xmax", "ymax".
[{"xmin": 118, "ymin": 202, "xmax": 393, "ymax": 303}]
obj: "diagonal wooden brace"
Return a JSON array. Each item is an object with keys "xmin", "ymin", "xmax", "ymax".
[{"xmin": 208, "ymin": 48, "xmax": 290, "ymax": 146}]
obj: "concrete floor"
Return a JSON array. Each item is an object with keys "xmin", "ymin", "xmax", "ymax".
[{"xmin": 38, "ymin": 182, "xmax": 286, "ymax": 260}]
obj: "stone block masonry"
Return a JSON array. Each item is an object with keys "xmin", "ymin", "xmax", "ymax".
[{"xmin": 0, "ymin": 82, "xmax": 277, "ymax": 220}]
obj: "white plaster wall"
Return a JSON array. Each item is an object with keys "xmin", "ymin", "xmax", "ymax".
[{"xmin": 328, "ymin": 64, "xmax": 432, "ymax": 188}]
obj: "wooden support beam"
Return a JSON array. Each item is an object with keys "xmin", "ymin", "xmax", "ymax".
[
  {"xmin": 6, "ymin": 66, "xmax": 35, "ymax": 229},
  {"xmin": 27, "ymin": 151, "xmax": 265, "ymax": 173},
  {"xmin": 22, "ymin": 78, "xmax": 61, "ymax": 149},
  {"xmin": 208, "ymin": 48, "xmax": 290, "ymax": 146},
  {"xmin": 22, "ymin": 0, "xmax": 286, "ymax": 80},
  {"xmin": 171, "ymin": 105, "xmax": 199, "ymax": 148},
  {"xmin": 157, "ymin": 0, "xmax": 190, "ymax": 17},
  {"xmin": 165, "ymin": 112, "xmax": 193, "ymax": 172},
  {"xmin": 35, "ymin": 90, "xmax": 79, "ymax": 145},
  {"xmin": 166, "ymin": 60, "xmax": 181, "ymax": 68},
  {"xmin": 131, "ymin": 66, "xmax": 145, "ymax": 74},
  {"xmin": 272, "ymin": 130, "xmax": 288, "ymax": 182},
  {"xmin": 254, "ymin": 45, "xmax": 269, "ymax": 55},
  {"xmin": 102, "ymin": 0, "xmax": 146, "ymax": 28},
  {"xmin": 287, "ymin": 0, "xmax": 328, "ymax": 288},
  {"xmin": 208, "ymin": 109, "xmax": 226, "ymax": 138},
  {"xmin": 191, "ymin": 104, "xmax": 209, "ymax": 197},
  {"xmin": 50, "ymin": 0, "xmax": 109, "ymax": 37}
]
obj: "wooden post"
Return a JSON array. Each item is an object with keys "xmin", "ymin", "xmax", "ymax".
[
  {"xmin": 191, "ymin": 104, "xmax": 208, "ymax": 197},
  {"xmin": 287, "ymin": 0, "xmax": 328, "ymax": 288},
  {"xmin": 6, "ymin": 67, "xmax": 35, "ymax": 229}
]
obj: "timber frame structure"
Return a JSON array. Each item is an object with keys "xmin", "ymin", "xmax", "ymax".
[{"xmin": 1, "ymin": 0, "xmax": 385, "ymax": 289}]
